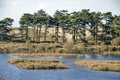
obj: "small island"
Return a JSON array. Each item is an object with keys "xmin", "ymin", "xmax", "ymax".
[
  {"xmin": 8, "ymin": 58, "xmax": 70, "ymax": 70},
  {"xmin": 74, "ymin": 60, "xmax": 120, "ymax": 72}
]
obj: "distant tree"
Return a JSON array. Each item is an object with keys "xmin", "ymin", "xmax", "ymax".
[
  {"xmin": 69, "ymin": 9, "xmax": 90, "ymax": 44},
  {"xmin": 33, "ymin": 9, "xmax": 48, "ymax": 42},
  {"xmin": 48, "ymin": 16, "xmax": 59, "ymax": 43},
  {"xmin": 69, "ymin": 11, "xmax": 79, "ymax": 44},
  {"xmin": 79, "ymin": 9, "xmax": 91, "ymax": 44},
  {"xmin": 112, "ymin": 15, "xmax": 120, "ymax": 37},
  {"xmin": 54, "ymin": 10, "xmax": 69, "ymax": 43},
  {"xmin": 19, "ymin": 13, "xmax": 33, "ymax": 41},
  {"xmin": 101, "ymin": 12, "xmax": 114, "ymax": 44},
  {"xmin": 89, "ymin": 12, "xmax": 102, "ymax": 44},
  {"xmin": 0, "ymin": 18, "xmax": 14, "ymax": 41},
  {"xmin": 43, "ymin": 15, "xmax": 51, "ymax": 42}
]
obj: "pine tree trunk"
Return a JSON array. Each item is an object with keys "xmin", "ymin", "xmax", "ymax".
[
  {"xmin": 25, "ymin": 26, "xmax": 28, "ymax": 41},
  {"xmin": 36, "ymin": 26, "xmax": 38, "ymax": 42},
  {"xmin": 62, "ymin": 26, "xmax": 65, "ymax": 43},
  {"xmin": 55, "ymin": 26, "xmax": 59, "ymax": 43},
  {"xmin": 38, "ymin": 26, "xmax": 41, "ymax": 42},
  {"xmin": 95, "ymin": 25, "xmax": 98, "ymax": 45},
  {"xmin": 82, "ymin": 26, "xmax": 86, "ymax": 43},
  {"xmin": 73, "ymin": 29, "xmax": 76, "ymax": 45},
  {"xmin": 33, "ymin": 26, "xmax": 36, "ymax": 42},
  {"xmin": 44, "ymin": 25, "xmax": 47, "ymax": 42}
]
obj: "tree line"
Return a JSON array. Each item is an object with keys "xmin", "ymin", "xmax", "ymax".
[
  {"xmin": 0, "ymin": 9, "xmax": 120, "ymax": 45},
  {"xmin": 0, "ymin": 18, "xmax": 14, "ymax": 41}
]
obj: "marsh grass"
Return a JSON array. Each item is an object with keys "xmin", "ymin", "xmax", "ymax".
[
  {"xmin": 11, "ymin": 53, "xmax": 85, "ymax": 58},
  {"xmin": 0, "ymin": 42, "xmax": 61, "ymax": 53},
  {"xmin": 74, "ymin": 60, "xmax": 120, "ymax": 72},
  {"xmin": 8, "ymin": 58, "xmax": 70, "ymax": 70}
]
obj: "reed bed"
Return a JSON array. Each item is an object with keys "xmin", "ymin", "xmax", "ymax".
[
  {"xmin": 8, "ymin": 58, "xmax": 70, "ymax": 70},
  {"xmin": 74, "ymin": 60, "xmax": 120, "ymax": 72}
]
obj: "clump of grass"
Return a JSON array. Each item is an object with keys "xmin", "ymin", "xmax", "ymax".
[
  {"xmin": 8, "ymin": 58, "xmax": 70, "ymax": 70},
  {"xmin": 74, "ymin": 60, "xmax": 120, "ymax": 72}
]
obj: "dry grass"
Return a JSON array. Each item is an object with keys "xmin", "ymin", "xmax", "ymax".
[
  {"xmin": 8, "ymin": 58, "xmax": 69, "ymax": 70},
  {"xmin": 74, "ymin": 60, "xmax": 120, "ymax": 72},
  {"xmin": 11, "ymin": 53, "xmax": 85, "ymax": 58}
]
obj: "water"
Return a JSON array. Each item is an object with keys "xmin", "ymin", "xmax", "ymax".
[{"xmin": 0, "ymin": 54, "xmax": 120, "ymax": 80}]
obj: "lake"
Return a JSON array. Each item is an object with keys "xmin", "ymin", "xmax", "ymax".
[{"xmin": 0, "ymin": 54, "xmax": 120, "ymax": 80}]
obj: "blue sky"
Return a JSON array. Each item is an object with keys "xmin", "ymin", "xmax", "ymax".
[{"xmin": 0, "ymin": 0, "xmax": 120, "ymax": 27}]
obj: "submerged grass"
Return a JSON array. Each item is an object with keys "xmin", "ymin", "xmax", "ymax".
[
  {"xmin": 8, "ymin": 58, "xmax": 70, "ymax": 70},
  {"xmin": 74, "ymin": 60, "xmax": 120, "ymax": 72}
]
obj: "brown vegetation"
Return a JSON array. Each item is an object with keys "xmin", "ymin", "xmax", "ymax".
[
  {"xmin": 0, "ymin": 42, "xmax": 120, "ymax": 57},
  {"xmin": 86, "ymin": 45, "xmax": 120, "ymax": 56},
  {"xmin": 74, "ymin": 60, "xmax": 120, "ymax": 72},
  {"xmin": 8, "ymin": 58, "xmax": 69, "ymax": 70}
]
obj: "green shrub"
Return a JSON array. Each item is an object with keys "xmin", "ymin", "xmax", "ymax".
[
  {"xmin": 71, "ymin": 46, "xmax": 81, "ymax": 54},
  {"xmin": 64, "ymin": 42, "xmax": 84, "ymax": 54},
  {"xmin": 64, "ymin": 42, "xmax": 74, "ymax": 53},
  {"xmin": 56, "ymin": 48, "xmax": 65, "ymax": 53},
  {"xmin": 87, "ymin": 35, "xmax": 94, "ymax": 41},
  {"xmin": 111, "ymin": 37, "xmax": 120, "ymax": 46},
  {"xmin": 77, "ymin": 43, "xmax": 86, "ymax": 53},
  {"xmin": 100, "ymin": 44, "xmax": 108, "ymax": 52}
]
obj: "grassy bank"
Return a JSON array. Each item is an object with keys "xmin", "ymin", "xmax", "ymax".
[
  {"xmin": 0, "ymin": 42, "xmax": 120, "ymax": 57},
  {"xmin": 8, "ymin": 58, "xmax": 69, "ymax": 70},
  {"xmin": 74, "ymin": 60, "xmax": 120, "ymax": 72}
]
